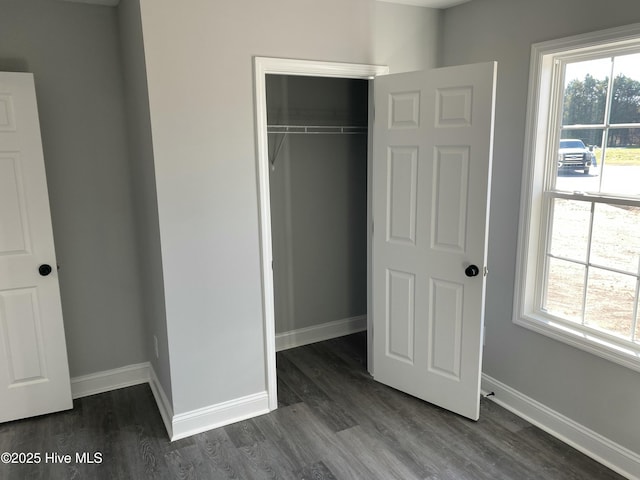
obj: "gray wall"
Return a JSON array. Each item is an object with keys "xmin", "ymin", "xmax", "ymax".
[
  {"xmin": 0, "ymin": 0, "xmax": 145, "ymax": 377},
  {"xmin": 267, "ymin": 76, "xmax": 368, "ymax": 334},
  {"xmin": 138, "ymin": 0, "xmax": 441, "ymax": 415},
  {"xmin": 117, "ymin": 0, "xmax": 172, "ymax": 403},
  {"xmin": 441, "ymin": 0, "xmax": 640, "ymax": 453}
]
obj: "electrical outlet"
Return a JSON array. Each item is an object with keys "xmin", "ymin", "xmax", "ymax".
[{"xmin": 154, "ymin": 335, "xmax": 159, "ymax": 359}]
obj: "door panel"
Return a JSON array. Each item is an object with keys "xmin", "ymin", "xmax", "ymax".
[
  {"xmin": 0, "ymin": 72, "xmax": 72, "ymax": 423},
  {"xmin": 428, "ymin": 278, "xmax": 463, "ymax": 380},
  {"xmin": 0, "ymin": 154, "xmax": 30, "ymax": 252},
  {"xmin": 387, "ymin": 147, "xmax": 418, "ymax": 245},
  {"xmin": 1, "ymin": 288, "xmax": 46, "ymax": 383},
  {"xmin": 386, "ymin": 268, "xmax": 415, "ymax": 364},
  {"xmin": 372, "ymin": 63, "xmax": 496, "ymax": 420},
  {"xmin": 432, "ymin": 146, "xmax": 469, "ymax": 252}
]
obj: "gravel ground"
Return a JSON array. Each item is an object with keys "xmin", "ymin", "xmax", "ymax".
[{"xmin": 544, "ymin": 167, "xmax": 640, "ymax": 342}]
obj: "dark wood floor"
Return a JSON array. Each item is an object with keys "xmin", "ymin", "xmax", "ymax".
[{"xmin": 0, "ymin": 333, "xmax": 624, "ymax": 479}]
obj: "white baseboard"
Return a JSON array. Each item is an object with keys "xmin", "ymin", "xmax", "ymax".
[
  {"xmin": 71, "ymin": 362, "xmax": 150, "ymax": 399},
  {"xmin": 72, "ymin": 362, "xmax": 270, "ymax": 442},
  {"xmin": 481, "ymin": 374, "xmax": 640, "ymax": 480},
  {"xmin": 148, "ymin": 364, "xmax": 174, "ymax": 440},
  {"xmin": 145, "ymin": 364, "xmax": 270, "ymax": 442},
  {"xmin": 276, "ymin": 315, "xmax": 367, "ymax": 352},
  {"xmin": 171, "ymin": 391, "xmax": 270, "ymax": 441}
]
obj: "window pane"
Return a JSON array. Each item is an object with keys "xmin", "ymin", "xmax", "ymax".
[
  {"xmin": 563, "ymin": 58, "xmax": 611, "ymax": 126},
  {"xmin": 543, "ymin": 258, "xmax": 585, "ymax": 322},
  {"xmin": 599, "ymin": 132, "xmax": 640, "ymax": 196},
  {"xmin": 584, "ymin": 267, "xmax": 635, "ymax": 339},
  {"xmin": 549, "ymin": 198, "xmax": 591, "ymax": 262},
  {"xmin": 591, "ymin": 202, "xmax": 640, "ymax": 274},
  {"xmin": 556, "ymin": 129, "xmax": 601, "ymax": 191},
  {"xmin": 610, "ymin": 53, "xmax": 640, "ymax": 125}
]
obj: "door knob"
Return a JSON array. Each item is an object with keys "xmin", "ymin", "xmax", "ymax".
[
  {"xmin": 465, "ymin": 265, "xmax": 480, "ymax": 277},
  {"xmin": 38, "ymin": 264, "xmax": 53, "ymax": 276}
]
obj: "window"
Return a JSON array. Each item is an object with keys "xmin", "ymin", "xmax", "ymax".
[{"xmin": 516, "ymin": 23, "xmax": 640, "ymax": 372}]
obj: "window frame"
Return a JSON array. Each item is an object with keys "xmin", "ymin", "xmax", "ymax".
[{"xmin": 515, "ymin": 23, "xmax": 640, "ymax": 373}]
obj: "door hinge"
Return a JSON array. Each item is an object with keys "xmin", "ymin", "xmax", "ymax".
[{"xmin": 483, "ymin": 266, "xmax": 489, "ymax": 277}]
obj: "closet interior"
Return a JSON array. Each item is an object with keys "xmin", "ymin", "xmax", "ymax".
[{"xmin": 266, "ymin": 74, "xmax": 369, "ymax": 346}]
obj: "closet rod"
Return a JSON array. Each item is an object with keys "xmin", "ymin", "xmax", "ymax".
[{"xmin": 267, "ymin": 125, "xmax": 367, "ymax": 135}]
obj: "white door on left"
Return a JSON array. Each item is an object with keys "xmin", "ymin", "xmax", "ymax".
[{"xmin": 0, "ymin": 72, "xmax": 72, "ymax": 422}]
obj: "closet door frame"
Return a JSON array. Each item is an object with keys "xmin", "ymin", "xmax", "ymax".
[{"xmin": 254, "ymin": 57, "xmax": 388, "ymax": 411}]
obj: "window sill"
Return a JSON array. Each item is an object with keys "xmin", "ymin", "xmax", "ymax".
[{"xmin": 514, "ymin": 313, "xmax": 640, "ymax": 374}]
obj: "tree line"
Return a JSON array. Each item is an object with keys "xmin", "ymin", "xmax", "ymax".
[{"xmin": 563, "ymin": 73, "xmax": 640, "ymax": 147}]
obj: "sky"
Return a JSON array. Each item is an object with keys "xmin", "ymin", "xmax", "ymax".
[{"xmin": 564, "ymin": 52, "xmax": 640, "ymax": 86}]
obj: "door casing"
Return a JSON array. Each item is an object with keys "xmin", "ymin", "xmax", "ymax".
[{"xmin": 253, "ymin": 57, "xmax": 388, "ymax": 410}]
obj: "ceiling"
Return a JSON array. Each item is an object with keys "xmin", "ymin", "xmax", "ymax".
[
  {"xmin": 61, "ymin": 0, "xmax": 119, "ymax": 5},
  {"xmin": 378, "ymin": 0, "xmax": 471, "ymax": 7},
  {"xmin": 63, "ymin": 0, "xmax": 472, "ymax": 9}
]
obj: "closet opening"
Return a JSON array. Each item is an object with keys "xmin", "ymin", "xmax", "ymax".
[
  {"xmin": 254, "ymin": 57, "xmax": 388, "ymax": 410},
  {"xmin": 266, "ymin": 74, "xmax": 369, "ymax": 391}
]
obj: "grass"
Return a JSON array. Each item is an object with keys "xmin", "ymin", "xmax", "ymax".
[{"xmin": 594, "ymin": 147, "xmax": 640, "ymax": 166}]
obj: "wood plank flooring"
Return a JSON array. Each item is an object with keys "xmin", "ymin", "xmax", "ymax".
[{"xmin": 0, "ymin": 333, "xmax": 625, "ymax": 479}]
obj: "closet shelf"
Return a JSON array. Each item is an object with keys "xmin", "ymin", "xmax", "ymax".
[{"xmin": 267, "ymin": 125, "xmax": 367, "ymax": 135}]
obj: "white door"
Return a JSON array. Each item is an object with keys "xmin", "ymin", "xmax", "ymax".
[
  {"xmin": 372, "ymin": 62, "xmax": 496, "ymax": 420},
  {"xmin": 0, "ymin": 72, "xmax": 72, "ymax": 422}
]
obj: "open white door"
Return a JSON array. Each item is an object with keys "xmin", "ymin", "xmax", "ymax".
[
  {"xmin": 0, "ymin": 72, "xmax": 72, "ymax": 422},
  {"xmin": 372, "ymin": 62, "xmax": 496, "ymax": 420}
]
